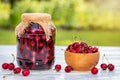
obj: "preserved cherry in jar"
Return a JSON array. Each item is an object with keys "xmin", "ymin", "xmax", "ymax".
[{"xmin": 15, "ymin": 13, "xmax": 56, "ymax": 70}]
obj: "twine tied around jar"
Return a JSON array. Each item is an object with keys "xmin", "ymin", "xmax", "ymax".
[{"xmin": 15, "ymin": 13, "xmax": 53, "ymax": 40}]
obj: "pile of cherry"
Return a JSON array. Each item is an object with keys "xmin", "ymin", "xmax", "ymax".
[
  {"xmin": 1, "ymin": 54, "xmax": 30, "ymax": 78},
  {"xmin": 2, "ymin": 63, "xmax": 30, "ymax": 77},
  {"xmin": 66, "ymin": 41, "xmax": 98, "ymax": 53}
]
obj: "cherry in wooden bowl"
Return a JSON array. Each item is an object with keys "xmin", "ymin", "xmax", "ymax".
[{"xmin": 64, "ymin": 41, "xmax": 100, "ymax": 71}]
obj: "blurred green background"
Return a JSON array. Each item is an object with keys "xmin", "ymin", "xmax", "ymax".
[{"xmin": 0, "ymin": 0, "xmax": 120, "ymax": 46}]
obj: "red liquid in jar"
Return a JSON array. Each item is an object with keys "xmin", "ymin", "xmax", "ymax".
[{"xmin": 17, "ymin": 23, "xmax": 55, "ymax": 70}]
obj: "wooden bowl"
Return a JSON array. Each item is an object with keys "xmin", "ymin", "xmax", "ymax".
[{"xmin": 64, "ymin": 51, "xmax": 100, "ymax": 71}]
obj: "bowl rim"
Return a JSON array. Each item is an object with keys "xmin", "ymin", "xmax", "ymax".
[{"xmin": 65, "ymin": 51, "xmax": 99, "ymax": 55}]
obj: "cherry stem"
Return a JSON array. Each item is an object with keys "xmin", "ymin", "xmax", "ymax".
[
  {"xmin": 72, "ymin": 35, "xmax": 77, "ymax": 42},
  {"xmin": 104, "ymin": 54, "xmax": 110, "ymax": 64},
  {"xmin": 102, "ymin": 54, "xmax": 105, "ymax": 63},
  {"xmin": 61, "ymin": 49, "xmax": 65, "ymax": 51},
  {"xmin": 103, "ymin": 54, "xmax": 110, "ymax": 63},
  {"xmin": 3, "ymin": 72, "xmax": 13, "ymax": 79},
  {"xmin": 11, "ymin": 54, "xmax": 15, "ymax": 63}
]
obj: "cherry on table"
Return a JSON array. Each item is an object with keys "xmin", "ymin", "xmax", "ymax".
[
  {"xmin": 108, "ymin": 64, "xmax": 115, "ymax": 71},
  {"xmin": 2, "ymin": 63, "xmax": 9, "ymax": 69},
  {"xmin": 100, "ymin": 63, "xmax": 108, "ymax": 70},
  {"xmin": 13, "ymin": 67, "xmax": 21, "ymax": 74},
  {"xmin": 54, "ymin": 64, "xmax": 61, "ymax": 72},
  {"xmin": 22, "ymin": 69, "xmax": 30, "ymax": 76},
  {"xmin": 64, "ymin": 65, "xmax": 72, "ymax": 73},
  {"xmin": 91, "ymin": 67, "xmax": 98, "ymax": 74},
  {"xmin": 8, "ymin": 63, "xmax": 15, "ymax": 70}
]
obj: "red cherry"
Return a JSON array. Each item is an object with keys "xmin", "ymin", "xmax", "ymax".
[
  {"xmin": 42, "ymin": 35, "xmax": 46, "ymax": 40},
  {"xmin": 76, "ymin": 47, "xmax": 82, "ymax": 53},
  {"xmin": 25, "ymin": 27, "xmax": 31, "ymax": 34},
  {"xmin": 66, "ymin": 44, "xmax": 73, "ymax": 51},
  {"xmin": 27, "ymin": 34, "xmax": 32, "ymax": 39},
  {"xmin": 39, "ymin": 28, "xmax": 44, "ymax": 34},
  {"xmin": 39, "ymin": 49, "xmax": 44, "ymax": 54},
  {"xmin": 108, "ymin": 64, "xmax": 115, "ymax": 71},
  {"xmin": 49, "ymin": 42, "xmax": 54, "ymax": 48},
  {"xmin": 13, "ymin": 67, "xmax": 21, "ymax": 74},
  {"xmin": 35, "ymin": 35, "xmax": 41, "ymax": 41},
  {"xmin": 65, "ymin": 65, "xmax": 72, "ymax": 73},
  {"xmin": 22, "ymin": 69, "xmax": 30, "ymax": 76},
  {"xmin": 100, "ymin": 63, "xmax": 108, "ymax": 70},
  {"xmin": 2, "ymin": 63, "xmax": 9, "ymax": 69},
  {"xmin": 30, "ymin": 40, "xmax": 36, "ymax": 46},
  {"xmin": 66, "ymin": 41, "xmax": 99, "ymax": 54},
  {"xmin": 72, "ymin": 42, "xmax": 80, "ymax": 49},
  {"xmin": 69, "ymin": 49, "xmax": 76, "ymax": 53},
  {"xmin": 36, "ymin": 30, "xmax": 42, "ymax": 34},
  {"xmin": 46, "ymin": 46, "xmax": 50, "ymax": 51},
  {"xmin": 31, "ymin": 27, "xmax": 44, "ymax": 34},
  {"xmin": 91, "ymin": 67, "xmax": 98, "ymax": 74},
  {"xmin": 87, "ymin": 50, "xmax": 92, "ymax": 53},
  {"xmin": 38, "ymin": 42, "xmax": 43, "ymax": 48},
  {"xmin": 92, "ymin": 47, "xmax": 98, "ymax": 53},
  {"xmin": 8, "ymin": 63, "xmax": 15, "ymax": 70},
  {"xmin": 31, "ymin": 29, "xmax": 38, "ymax": 34},
  {"xmin": 55, "ymin": 64, "xmax": 61, "ymax": 72},
  {"xmin": 87, "ymin": 46, "xmax": 92, "ymax": 53},
  {"xmin": 83, "ymin": 49, "xmax": 88, "ymax": 53},
  {"xmin": 24, "ymin": 39, "xmax": 28, "ymax": 44},
  {"xmin": 47, "ymin": 39, "xmax": 52, "ymax": 44},
  {"xmin": 80, "ymin": 42, "xmax": 88, "ymax": 48},
  {"xmin": 26, "ymin": 45, "xmax": 30, "ymax": 50}
]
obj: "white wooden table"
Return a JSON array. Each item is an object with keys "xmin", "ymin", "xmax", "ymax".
[{"xmin": 0, "ymin": 45, "xmax": 120, "ymax": 80}]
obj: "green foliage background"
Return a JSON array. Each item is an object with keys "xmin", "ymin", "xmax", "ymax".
[
  {"xmin": 0, "ymin": 0, "xmax": 120, "ymax": 46},
  {"xmin": 0, "ymin": 0, "xmax": 120, "ymax": 30}
]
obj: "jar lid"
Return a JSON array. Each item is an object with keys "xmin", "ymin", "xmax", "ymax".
[{"xmin": 15, "ymin": 13, "xmax": 52, "ymax": 40}]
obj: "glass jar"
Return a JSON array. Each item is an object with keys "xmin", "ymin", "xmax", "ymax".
[{"xmin": 15, "ymin": 13, "xmax": 56, "ymax": 70}]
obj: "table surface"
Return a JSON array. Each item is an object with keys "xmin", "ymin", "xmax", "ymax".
[{"xmin": 0, "ymin": 45, "xmax": 120, "ymax": 80}]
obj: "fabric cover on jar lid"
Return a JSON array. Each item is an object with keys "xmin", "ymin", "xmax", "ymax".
[{"xmin": 15, "ymin": 13, "xmax": 54, "ymax": 40}]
